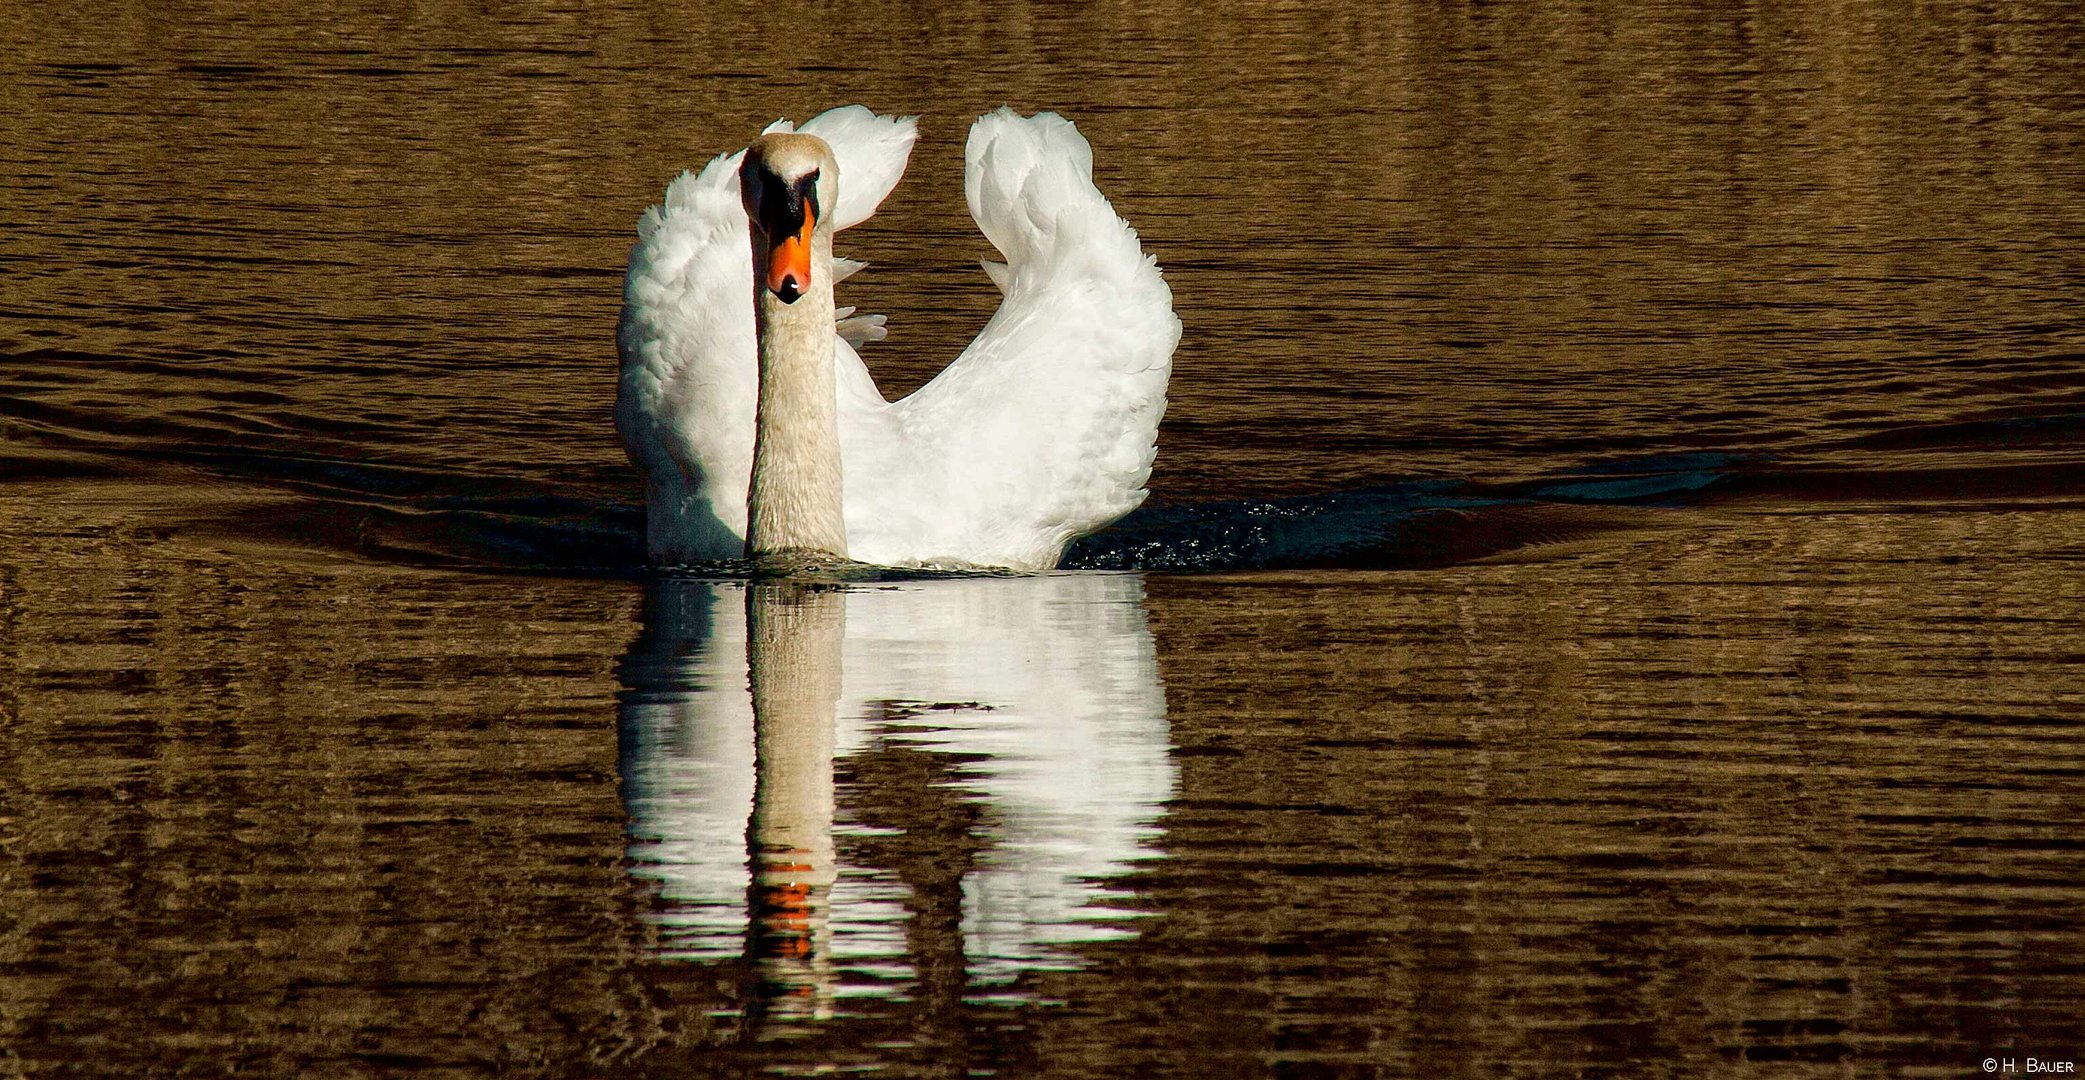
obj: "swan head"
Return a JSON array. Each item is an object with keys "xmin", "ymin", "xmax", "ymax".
[{"xmin": 741, "ymin": 134, "xmax": 838, "ymax": 305}]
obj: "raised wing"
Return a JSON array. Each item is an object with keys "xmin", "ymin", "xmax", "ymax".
[
  {"xmin": 851, "ymin": 109, "xmax": 1179, "ymax": 568},
  {"xmin": 616, "ymin": 107, "xmax": 916, "ymax": 560},
  {"xmin": 776, "ymin": 106, "xmax": 921, "ymax": 231}
]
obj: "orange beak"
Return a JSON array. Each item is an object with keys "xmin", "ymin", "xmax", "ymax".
[{"xmin": 765, "ymin": 205, "xmax": 815, "ymax": 304}]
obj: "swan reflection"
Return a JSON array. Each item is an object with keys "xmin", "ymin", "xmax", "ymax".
[{"xmin": 616, "ymin": 573, "xmax": 1174, "ymax": 1015}]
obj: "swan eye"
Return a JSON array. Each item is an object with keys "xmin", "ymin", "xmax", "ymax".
[
  {"xmin": 750, "ymin": 166, "xmax": 819, "ymax": 240},
  {"xmin": 793, "ymin": 169, "xmax": 820, "ymax": 221}
]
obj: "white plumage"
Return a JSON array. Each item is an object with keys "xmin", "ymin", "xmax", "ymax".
[
  {"xmin": 616, "ymin": 106, "xmax": 1180, "ymax": 570},
  {"xmin": 619, "ymin": 575, "xmax": 1175, "ymax": 972}
]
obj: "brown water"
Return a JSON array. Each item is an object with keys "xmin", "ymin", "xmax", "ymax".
[{"xmin": 4, "ymin": 1, "xmax": 2084, "ymax": 1075}]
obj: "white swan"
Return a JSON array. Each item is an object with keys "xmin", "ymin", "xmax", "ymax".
[{"xmin": 616, "ymin": 106, "xmax": 1180, "ymax": 570}]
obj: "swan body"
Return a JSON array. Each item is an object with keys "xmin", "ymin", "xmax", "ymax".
[{"xmin": 616, "ymin": 106, "xmax": 1179, "ymax": 570}]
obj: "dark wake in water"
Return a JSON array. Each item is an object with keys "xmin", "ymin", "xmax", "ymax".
[
  {"xmin": 1062, "ymin": 454, "xmax": 1748, "ymax": 572},
  {"xmin": 0, "ymin": 397, "xmax": 1716, "ymax": 574},
  {"xmin": 16, "ymin": 451, "xmax": 2080, "ymax": 578},
  {"xmin": 7, "ymin": 366, "xmax": 2085, "ymax": 577}
]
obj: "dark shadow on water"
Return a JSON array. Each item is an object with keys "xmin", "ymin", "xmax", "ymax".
[
  {"xmin": 185, "ymin": 461, "xmax": 1708, "ymax": 576},
  {"xmin": 1062, "ymin": 456, "xmax": 1738, "ymax": 572},
  {"xmin": 10, "ymin": 380, "xmax": 2085, "ymax": 577}
]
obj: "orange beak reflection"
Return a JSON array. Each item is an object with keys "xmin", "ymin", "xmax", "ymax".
[{"xmin": 766, "ymin": 207, "xmax": 815, "ymax": 304}]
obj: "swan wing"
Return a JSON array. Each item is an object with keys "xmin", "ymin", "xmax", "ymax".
[
  {"xmin": 853, "ymin": 109, "xmax": 1179, "ymax": 568},
  {"xmin": 616, "ymin": 107, "xmax": 916, "ymax": 560},
  {"xmin": 783, "ymin": 105, "xmax": 921, "ymax": 231}
]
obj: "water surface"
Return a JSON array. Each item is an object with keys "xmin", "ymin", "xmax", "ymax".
[{"xmin": 3, "ymin": 1, "xmax": 2084, "ymax": 1075}]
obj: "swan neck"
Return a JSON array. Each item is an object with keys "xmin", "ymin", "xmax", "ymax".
[
  {"xmin": 745, "ymin": 581, "xmax": 841, "ymax": 1018},
  {"xmin": 748, "ymin": 228, "xmax": 847, "ymax": 561}
]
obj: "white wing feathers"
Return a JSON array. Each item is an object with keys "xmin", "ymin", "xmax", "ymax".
[
  {"xmin": 784, "ymin": 107, "xmax": 920, "ymax": 231},
  {"xmin": 618, "ymin": 145, "xmax": 761, "ymax": 560},
  {"xmin": 847, "ymin": 108, "xmax": 1178, "ymax": 568}
]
